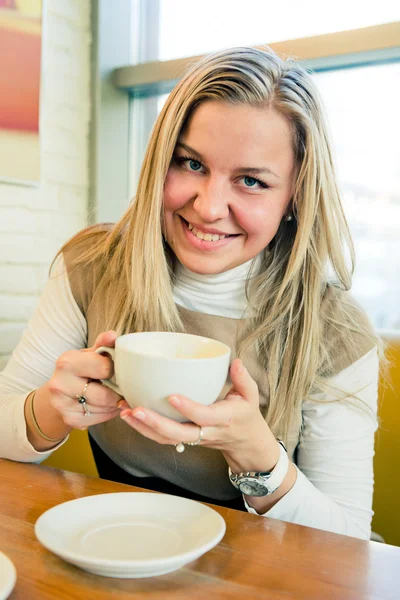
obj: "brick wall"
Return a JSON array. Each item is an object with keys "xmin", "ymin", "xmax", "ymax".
[{"xmin": 0, "ymin": 0, "xmax": 92, "ymax": 370}]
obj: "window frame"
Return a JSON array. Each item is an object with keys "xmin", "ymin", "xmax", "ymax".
[{"xmin": 113, "ymin": 21, "xmax": 400, "ymax": 94}]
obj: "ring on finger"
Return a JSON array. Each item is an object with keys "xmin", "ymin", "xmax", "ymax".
[
  {"xmin": 175, "ymin": 426, "xmax": 203, "ymax": 453},
  {"xmin": 187, "ymin": 426, "xmax": 204, "ymax": 446},
  {"xmin": 75, "ymin": 380, "xmax": 92, "ymax": 417}
]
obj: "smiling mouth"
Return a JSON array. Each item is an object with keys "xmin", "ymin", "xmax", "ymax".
[{"xmin": 180, "ymin": 217, "xmax": 240, "ymax": 242}]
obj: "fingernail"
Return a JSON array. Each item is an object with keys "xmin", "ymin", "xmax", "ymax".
[
  {"xmin": 117, "ymin": 400, "xmax": 124, "ymax": 409},
  {"xmin": 133, "ymin": 410, "xmax": 146, "ymax": 421},
  {"xmin": 169, "ymin": 395, "xmax": 181, "ymax": 406}
]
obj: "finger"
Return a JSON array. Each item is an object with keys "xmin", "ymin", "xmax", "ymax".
[
  {"xmin": 63, "ymin": 407, "xmax": 121, "ymax": 430},
  {"xmin": 49, "ymin": 374, "xmax": 122, "ymax": 413},
  {"xmin": 90, "ymin": 330, "xmax": 118, "ymax": 352},
  {"xmin": 228, "ymin": 359, "xmax": 259, "ymax": 405},
  {"xmin": 82, "ymin": 381, "xmax": 122, "ymax": 411},
  {"xmin": 55, "ymin": 350, "xmax": 114, "ymax": 380},
  {"xmin": 120, "ymin": 411, "xmax": 177, "ymax": 445},
  {"xmin": 167, "ymin": 393, "xmax": 235, "ymax": 427},
  {"xmin": 51, "ymin": 388, "xmax": 121, "ymax": 417},
  {"xmin": 120, "ymin": 407, "xmax": 202, "ymax": 444},
  {"xmin": 117, "ymin": 399, "xmax": 130, "ymax": 410}
]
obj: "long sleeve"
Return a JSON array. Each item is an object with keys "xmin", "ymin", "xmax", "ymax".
[
  {"xmin": 245, "ymin": 348, "xmax": 379, "ymax": 540},
  {"xmin": 0, "ymin": 256, "xmax": 87, "ymax": 462}
]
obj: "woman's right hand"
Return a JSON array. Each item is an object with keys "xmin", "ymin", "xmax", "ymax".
[{"xmin": 26, "ymin": 331, "xmax": 123, "ymax": 449}]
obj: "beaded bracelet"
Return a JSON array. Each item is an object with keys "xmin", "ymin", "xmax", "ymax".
[{"xmin": 29, "ymin": 390, "xmax": 64, "ymax": 444}]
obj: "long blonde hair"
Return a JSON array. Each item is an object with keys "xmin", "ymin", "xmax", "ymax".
[{"xmin": 60, "ymin": 46, "xmax": 379, "ymax": 438}]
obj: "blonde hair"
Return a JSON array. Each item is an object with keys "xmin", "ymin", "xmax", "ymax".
[{"xmin": 60, "ymin": 46, "xmax": 380, "ymax": 439}]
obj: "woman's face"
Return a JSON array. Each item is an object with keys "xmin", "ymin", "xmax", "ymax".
[{"xmin": 163, "ymin": 101, "xmax": 296, "ymax": 274}]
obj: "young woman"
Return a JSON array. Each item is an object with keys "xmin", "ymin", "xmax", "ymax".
[{"xmin": 0, "ymin": 46, "xmax": 381, "ymax": 539}]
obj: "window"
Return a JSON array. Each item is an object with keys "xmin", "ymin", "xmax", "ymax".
[
  {"xmin": 131, "ymin": 0, "xmax": 400, "ymax": 64},
  {"xmin": 156, "ymin": 0, "xmax": 400, "ymax": 62},
  {"xmin": 314, "ymin": 64, "xmax": 400, "ymax": 329}
]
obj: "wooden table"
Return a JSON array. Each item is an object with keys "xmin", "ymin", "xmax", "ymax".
[{"xmin": 1, "ymin": 459, "xmax": 399, "ymax": 599}]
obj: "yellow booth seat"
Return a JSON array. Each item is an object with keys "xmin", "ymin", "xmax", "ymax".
[
  {"xmin": 43, "ymin": 429, "xmax": 98, "ymax": 478},
  {"xmin": 43, "ymin": 335, "xmax": 400, "ymax": 546},
  {"xmin": 372, "ymin": 335, "xmax": 400, "ymax": 547}
]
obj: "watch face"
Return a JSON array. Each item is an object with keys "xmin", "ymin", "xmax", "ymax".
[{"xmin": 237, "ymin": 479, "xmax": 270, "ymax": 497}]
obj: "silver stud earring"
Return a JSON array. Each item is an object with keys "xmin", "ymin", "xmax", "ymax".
[{"xmin": 284, "ymin": 213, "xmax": 293, "ymax": 222}]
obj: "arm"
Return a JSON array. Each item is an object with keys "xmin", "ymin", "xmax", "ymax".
[
  {"xmin": 0, "ymin": 255, "xmax": 87, "ymax": 461},
  {"xmin": 116, "ymin": 346, "xmax": 378, "ymax": 540},
  {"xmin": 244, "ymin": 348, "xmax": 379, "ymax": 540}
]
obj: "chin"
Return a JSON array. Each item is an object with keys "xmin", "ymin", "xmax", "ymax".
[{"xmin": 179, "ymin": 256, "xmax": 236, "ymax": 275}]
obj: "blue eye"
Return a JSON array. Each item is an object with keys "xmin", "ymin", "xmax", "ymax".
[
  {"xmin": 173, "ymin": 155, "xmax": 204, "ymax": 173},
  {"xmin": 189, "ymin": 160, "xmax": 201, "ymax": 171},
  {"xmin": 243, "ymin": 176, "xmax": 257, "ymax": 187}
]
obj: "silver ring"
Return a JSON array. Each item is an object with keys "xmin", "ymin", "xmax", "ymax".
[
  {"xmin": 75, "ymin": 380, "xmax": 92, "ymax": 417},
  {"xmin": 187, "ymin": 426, "xmax": 203, "ymax": 446},
  {"xmin": 175, "ymin": 426, "xmax": 204, "ymax": 453}
]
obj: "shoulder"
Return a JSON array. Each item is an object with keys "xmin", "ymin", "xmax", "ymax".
[
  {"xmin": 319, "ymin": 284, "xmax": 378, "ymax": 376},
  {"xmin": 303, "ymin": 347, "xmax": 379, "ymax": 438},
  {"xmin": 58, "ymin": 223, "xmax": 115, "ymax": 314},
  {"xmin": 61, "ymin": 223, "xmax": 114, "ymax": 265},
  {"xmin": 321, "ymin": 285, "xmax": 374, "ymax": 335}
]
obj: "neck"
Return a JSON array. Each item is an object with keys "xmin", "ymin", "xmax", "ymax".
[{"xmin": 173, "ymin": 255, "xmax": 262, "ymax": 319}]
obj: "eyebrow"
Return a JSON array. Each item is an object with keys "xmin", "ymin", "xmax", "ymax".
[{"xmin": 176, "ymin": 141, "xmax": 280, "ymax": 179}]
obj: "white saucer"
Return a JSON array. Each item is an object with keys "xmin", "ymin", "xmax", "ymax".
[
  {"xmin": 0, "ymin": 552, "xmax": 16, "ymax": 600},
  {"xmin": 35, "ymin": 492, "xmax": 226, "ymax": 578}
]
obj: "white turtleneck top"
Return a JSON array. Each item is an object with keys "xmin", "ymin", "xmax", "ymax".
[
  {"xmin": 0, "ymin": 255, "xmax": 379, "ymax": 540},
  {"xmin": 173, "ymin": 257, "xmax": 260, "ymax": 318}
]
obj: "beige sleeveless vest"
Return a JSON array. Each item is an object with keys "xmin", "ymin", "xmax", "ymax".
[{"xmin": 63, "ymin": 236, "xmax": 375, "ymax": 501}]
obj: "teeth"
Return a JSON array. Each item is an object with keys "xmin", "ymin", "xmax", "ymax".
[{"xmin": 187, "ymin": 222, "xmax": 227, "ymax": 242}]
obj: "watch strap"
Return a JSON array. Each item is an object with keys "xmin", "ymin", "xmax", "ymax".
[{"xmin": 228, "ymin": 440, "xmax": 289, "ymax": 496}]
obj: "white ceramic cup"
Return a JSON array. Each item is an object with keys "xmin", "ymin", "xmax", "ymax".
[{"xmin": 95, "ymin": 332, "xmax": 231, "ymax": 422}]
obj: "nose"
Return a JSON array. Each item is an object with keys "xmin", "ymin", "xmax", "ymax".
[{"xmin": 192, "ymin": 178, "xmax": 230, "ymax": 222}]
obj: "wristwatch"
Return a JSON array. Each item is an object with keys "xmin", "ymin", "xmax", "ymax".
[{"xmin": 228, "ymin": 440, "xmax": 289, "ymax": 497}]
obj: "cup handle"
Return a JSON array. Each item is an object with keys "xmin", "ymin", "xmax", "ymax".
[{"xmin": 94, "ymin": 346, "xmax": 122, "ymax": 395}]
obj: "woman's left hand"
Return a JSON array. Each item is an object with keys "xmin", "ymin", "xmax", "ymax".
[{"xmin": 119, "ymin": 358, "xmax": 280, "ymax": 474}]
